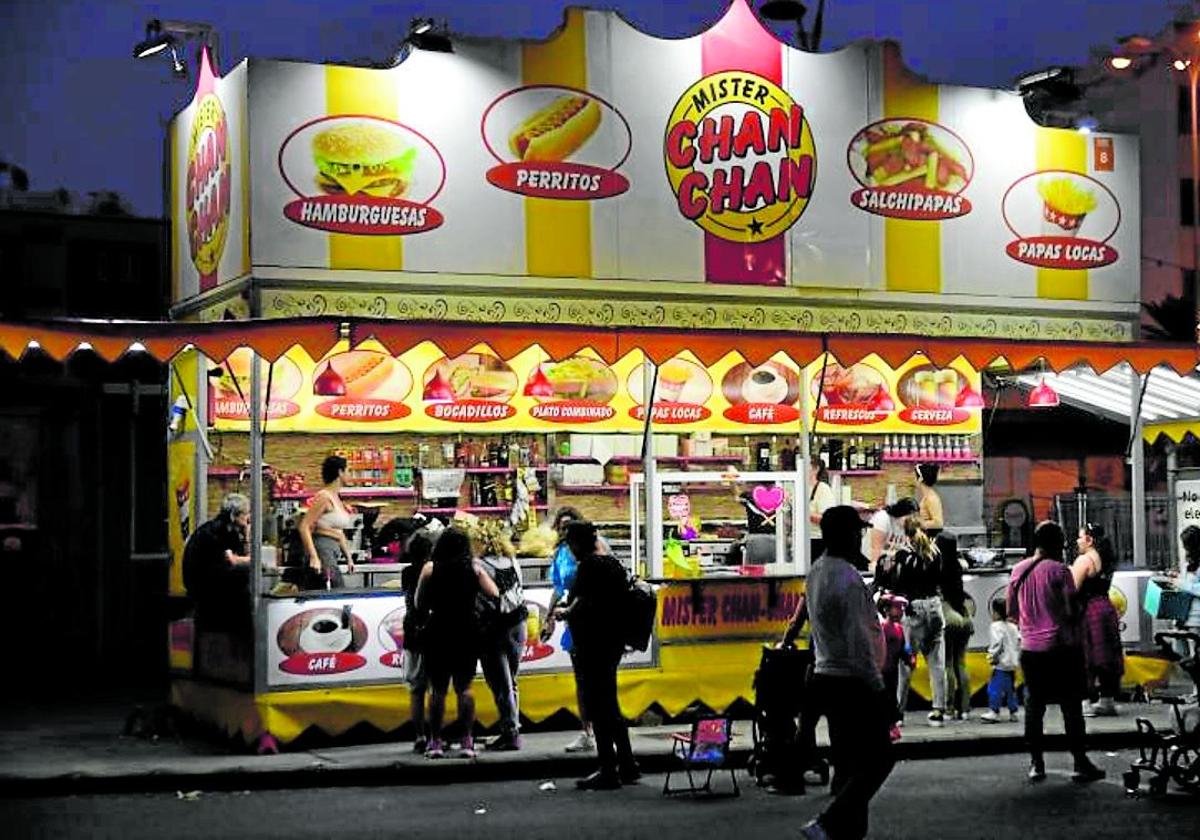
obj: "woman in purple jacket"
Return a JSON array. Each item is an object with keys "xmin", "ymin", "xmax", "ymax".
[{"xmin": 1006, "ymin": 521, "xmax": 1104, "ymax": 783}]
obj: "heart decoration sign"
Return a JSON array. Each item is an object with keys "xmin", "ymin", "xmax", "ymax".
[{"xmin": 752, "ymin": 485, "xmax": 786, "ymax": 514}]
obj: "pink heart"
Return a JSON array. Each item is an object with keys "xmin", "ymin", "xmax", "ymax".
[{"xmin": 752, "ymin": 485, "xmax": 785, "ymax": 514}]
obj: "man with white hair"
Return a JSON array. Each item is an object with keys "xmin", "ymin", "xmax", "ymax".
[{"xmin": 183, "ymin": 493, "xmax": 252, "ymax": 632}]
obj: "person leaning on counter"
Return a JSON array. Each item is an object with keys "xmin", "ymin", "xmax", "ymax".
[{"xmin": 298, "ymin": 455, "xmax": 357, "ymax": 589}]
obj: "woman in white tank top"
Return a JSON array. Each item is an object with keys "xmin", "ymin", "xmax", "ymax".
[{"xmin": 299, "ymin": 454, "xmax": 356, "ymax": 588}]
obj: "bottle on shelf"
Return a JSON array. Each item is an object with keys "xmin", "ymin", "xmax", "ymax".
[
  {"xmin": 847, "ymin": 436, "xmax": 859, "ymax": 471},
  {"xmin": 756, "ymin": 440, "xmax": 772, "ymax": 472},
  {"xmin": 829, "ymin": 437, "xmax": 844, "ymax": 471},
  {"xmin": 818, "ymin": 436, "xmax": 830, "ymax": 469}
]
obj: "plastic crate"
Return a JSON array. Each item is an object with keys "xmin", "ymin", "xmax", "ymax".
[{"xmin": 1143, "ymin": 577, "xmax": 1193, "ymax": 621}]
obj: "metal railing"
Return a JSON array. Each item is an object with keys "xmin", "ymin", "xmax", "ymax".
[{"xmin": 1053, "ymin": 492, "xmax": 1173, "ymax": 570}]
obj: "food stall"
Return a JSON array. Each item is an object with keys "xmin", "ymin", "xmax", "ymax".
[{"xmin": 3, "ymin": 1, "xmax": 1196, "ymax": 748}]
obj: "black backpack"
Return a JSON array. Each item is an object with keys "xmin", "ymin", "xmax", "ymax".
[{"xmin": 623, "ymin": 574, "xmax": 657, "ymax": 652}]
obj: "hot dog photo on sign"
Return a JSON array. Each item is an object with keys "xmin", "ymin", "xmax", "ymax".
[{"xmin": 481, "ymin": 84, "xmax": 632, "ymax": 199}]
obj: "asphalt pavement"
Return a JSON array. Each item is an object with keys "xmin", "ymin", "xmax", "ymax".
[{"xmin": 3, "ymin": 751, "xmax": 1198, "ymax": 840}]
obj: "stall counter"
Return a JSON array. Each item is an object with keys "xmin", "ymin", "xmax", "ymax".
[{"xmin": 169, "ymin": 571, "xmax": 1173, "ymax": 747}]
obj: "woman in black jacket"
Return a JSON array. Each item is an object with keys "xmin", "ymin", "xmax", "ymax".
[{"xmin": 557, "ymin": 520, "xmax": 640, "ymax": 789}]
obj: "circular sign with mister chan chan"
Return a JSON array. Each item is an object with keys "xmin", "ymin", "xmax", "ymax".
[{"xmin": 664, "ymin": 71, "xmax": 817, "ymax": 242}]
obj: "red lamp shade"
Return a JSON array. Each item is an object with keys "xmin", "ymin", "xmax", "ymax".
[
  {"xmin": 955, "ymin": 385, "xmax": 986, "ymax": 409},
  {"xmin": 422, "ymin": 369, "xmax": 455, "ymax": 402},
  {"xmin": 523, "ymin": 365, "xmax": 555, "ymax": 398},
  {"xmin": 313, "ymin": 361, "xmax": 346, "ymax": 397},
  {"xmin": 1027, "ymin": 379, "xmax": 1060, "ymax": 408}
]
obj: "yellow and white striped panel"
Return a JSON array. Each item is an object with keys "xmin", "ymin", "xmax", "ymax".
[
  {"xmin": 520, "ymin": 8, "xmax": 592, "ymax": 279},
  {"xmin": 883, "ymin": 48, "xmax": 940, "ymax": 294},
  {"xmin": 1035, "ymin": 127, "xmax": 1089, "ymax": 300}
]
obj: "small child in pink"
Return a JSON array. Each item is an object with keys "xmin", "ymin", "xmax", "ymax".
[{"xmin": 878, "ymin": 593, "xmax": 914, "ymax": 738}]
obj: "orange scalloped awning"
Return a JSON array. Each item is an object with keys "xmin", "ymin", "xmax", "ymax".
[{"xmin": 0, "ymin": 318, "xmax": 1196, "ymax": 374}]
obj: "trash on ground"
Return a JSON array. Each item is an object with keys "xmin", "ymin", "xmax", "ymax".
[
  {"xmin": 474, "ymin": 804, "xmax": 488, "ymax": 815},
  {"xmin": 176, "ymin": 790, "xmax": 203, "ymax": 801},
  {"xmin": 539, "ymin": 781, "xmax": 557, "ymax": 792}
]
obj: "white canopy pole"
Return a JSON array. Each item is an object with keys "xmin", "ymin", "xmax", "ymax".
[
  {"xmin": 1130, "ymin": 368, "xmax": 1147, "ymax": 568},
  {"xmin": 642, "ymin": 358, "xmax": 660, "ymax": 578}
]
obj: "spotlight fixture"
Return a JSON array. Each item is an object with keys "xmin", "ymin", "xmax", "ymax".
[
  {"xmin": 1108, "ymin": 56, "xmax": 1133, "ymax": 70},
  {"xmin": 407, "ymin": 17, "xmax": 453, "ymax": 53},
  {"xmin": 132, "ymin": 18, "xmax": 218, "ymax": 78},
  {"xmin": 133, "ymin": 19, "xmax": 174, "ymax": 59}
]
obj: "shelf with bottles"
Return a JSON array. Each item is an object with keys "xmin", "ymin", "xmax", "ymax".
[
  {"xmin": 550, "ymin": 455, "xmax": 746, "ymax": 467},
  {"xmin": 878, "ymin": 434, "xmax": 978, "ymax": 464},
  {"xmin": 812, "ymin": 435, "xmax": 885, "ymax": 473},
  {"xmin": 417, "ymin": 434, "xmax": 547, "ymax": 471},
  {"xmin": 458, "ymin": 465, "xmax": 548, "ymax": 474}
]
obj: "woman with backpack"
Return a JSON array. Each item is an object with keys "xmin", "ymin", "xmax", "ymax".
[
  {"xmin": 557, "ymin": 519, "xmax": 640, "ymax": 789},
  {"xmin": 415, "ymin": 526, "xmax": 499, "ymax": 759},
  {"xmin": 472, "ymin": 520, "xmax": 528, "ymax": 752}
]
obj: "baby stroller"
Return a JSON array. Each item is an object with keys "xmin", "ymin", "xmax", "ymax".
[
  {"xmin": 1123, "ymin": 631, "xmax": 1200, "ymax": 796},
  {"xmin": 748, "ymin": 644, "xmax": 829, "ymax": 792}
]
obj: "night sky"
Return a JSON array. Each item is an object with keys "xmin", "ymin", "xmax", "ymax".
[{"xmin": 0, "ymin": 0, "xmax": 1182, "ymax": 217}]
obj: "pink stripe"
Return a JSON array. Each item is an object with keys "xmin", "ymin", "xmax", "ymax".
[{"xmin": 700, "ymin": 0, "xmax": 785, "ymax": 286}]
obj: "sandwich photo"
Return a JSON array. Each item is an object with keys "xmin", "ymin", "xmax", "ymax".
[
  {"xmin": 312, "ymin": 121, "xmax": 417, "ymax": 198},
  {"xmin": 508, "ymin": 94, "xmax": 601, "ymax": 162}
]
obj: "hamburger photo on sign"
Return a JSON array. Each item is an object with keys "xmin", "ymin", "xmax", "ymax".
[{"xmin": 279, "ymin": 116, "xmax": 446, "ymax": 236}]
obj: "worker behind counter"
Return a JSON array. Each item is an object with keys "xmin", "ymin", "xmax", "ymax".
[{"xmin": 183, "ymin": 492, "xmax": 252, "ymax": 635}]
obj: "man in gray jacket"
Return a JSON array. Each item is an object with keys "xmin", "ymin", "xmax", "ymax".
[{"xmin": 800, "ymin": 505, "xmax": 895, "ymax": 840}]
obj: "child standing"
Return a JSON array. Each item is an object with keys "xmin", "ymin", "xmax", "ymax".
[
  {"xmin": 980, "ymin": 597, "xmax": 1021, "ymax": 723},
  {"xmin": 878, "ymin": 594, "xmax": 914, "ymax": 737}
]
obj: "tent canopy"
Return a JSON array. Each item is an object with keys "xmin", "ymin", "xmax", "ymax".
[
  {"xmin": 1014, "ymin": 366, "xmax": 1200, "ymax": 442},
  {"xmin": 2, "ymin": 317, "xmax": 1197, "ymax": 373}
]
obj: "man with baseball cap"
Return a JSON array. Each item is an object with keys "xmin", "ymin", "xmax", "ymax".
[{"xmin": 800, "ymin": 505, "xmax": 895, "ymax": 840}]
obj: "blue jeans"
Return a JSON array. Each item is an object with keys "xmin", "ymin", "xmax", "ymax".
[{"xmin": 987, "ymin": 668, "xmax": 1019, "ymax": 713}]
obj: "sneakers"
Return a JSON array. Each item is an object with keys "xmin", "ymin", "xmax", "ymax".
[
  {"xmin": 1081, "ymin": 701, "xmax": 1095, "ymax": 717},
  {"xmin": 1028, "ymin": 760, "xmax": 1046, "ymax": 781},
  {"xmin": 799, "ymin": 818, "xmax": 831, "ymax": 840},
  {"xmin": 565, "ymin": 731, "xmax": 596, "ymax": 753},
  {"xmin": 1071, "ymin": 761, "xmax": 1106, "ymax": 783},
  {"xmin": 426, "ymin": 737, "xmax": 445, "ymax": 759},
  {"xmin": 927, "ymin": 710, "xmax": 945, "ymax": 728},
  {"xmin": 412, "ymin": 735, "xmax": 428, "ymax": 754},
  {"xmin": 1090, "ymin": 698, "xmax": 1118, "ymax": 717},
  {"xmin": 979, "ymin": 710, "xmax": 1001, "ymax": 724},
  {"xmin": 889, "ymin": 724, "xmax": 903, "ymax": 743},
  {"xmin": 486, "ymin": 733, "xmax": 522, "ymax": 752},
  {"xmin": 1008, "ymin": 709, "xmax": 1021, "ymax": 723},
  {"xmin": 458, "ymin": 735, "xmax": 477, "ymax": 759}
]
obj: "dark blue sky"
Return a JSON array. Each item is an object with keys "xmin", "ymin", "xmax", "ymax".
[{"xmin": 0, "ymin": 0, "xmax": 1180, "ymax": 217}]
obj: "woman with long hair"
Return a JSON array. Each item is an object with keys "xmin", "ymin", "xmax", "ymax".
[
  {"xmin": 808, "ymin": 457, "xmax": 835, "ymax": 559},
  {"xmin": 1072, "ymin": 522, "xmax": 1124, "ymax": 716},
  {"xmin": 875, "ymin": 514, "xmax": 948, "ymax": 726},
  {"xmin": 471, "ymin": 519, "xmax": 527, "ymax": 752},
  {"xmin": 414, "ymin": 527, "xmax": 499, "ymax": 759},
  {"xmin": 938, "ymin": 532, "xmax": 974, "ymax": 720}
]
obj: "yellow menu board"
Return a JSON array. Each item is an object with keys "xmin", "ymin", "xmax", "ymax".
[{"xmin": 209, "ymin": 344, "xmax": 979, "ymax": 435}]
